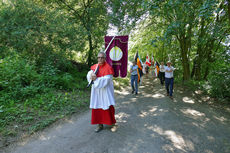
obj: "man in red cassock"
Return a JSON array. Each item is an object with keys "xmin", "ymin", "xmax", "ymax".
[{"xmin": 87, "ymin": 51, "xmax": 117, "ymax": 133}]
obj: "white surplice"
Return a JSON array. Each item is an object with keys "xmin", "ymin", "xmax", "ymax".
[{"xmin": 87, "ymin": 70, "xmax": 115, "ymax": 110}]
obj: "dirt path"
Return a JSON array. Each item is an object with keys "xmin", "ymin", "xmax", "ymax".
[{"xmin": 2, "ymin": 76, "xmax": 230, "ymax": 153}]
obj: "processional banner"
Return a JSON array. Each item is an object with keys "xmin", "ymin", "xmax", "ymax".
[{"xmin": 104, "ymin": 35, "xmax": 128, "ymax": 77}]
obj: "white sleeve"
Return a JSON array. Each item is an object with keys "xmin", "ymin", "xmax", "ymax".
[
  {"xmin": 172, "ymin": 66, "xmax": 176, "ymax": 71},
  {"xmin": 86, "ymin": 70, "xmax": 94, "ymax": 83},
  {"xmin": 93, "ymin": 75, "xmax": 113, "ymax": 89}
]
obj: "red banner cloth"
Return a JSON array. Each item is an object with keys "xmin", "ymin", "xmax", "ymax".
[{"xmin": 104, "ymin": 35, "xmax": 129, "ymax": 77}]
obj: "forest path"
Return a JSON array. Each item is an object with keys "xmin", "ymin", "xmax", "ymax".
[{"xmin": 3, "ymin": 75, "xmax": 230, "ymax": 153}]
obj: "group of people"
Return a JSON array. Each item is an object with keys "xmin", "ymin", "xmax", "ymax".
[
  {"xmin": 130, "ymin": 60, "xmax": 175, "ymax": 99},
  {"xmin": 86, "ymin": 51, "xmax": 175, "ymax": 133}
]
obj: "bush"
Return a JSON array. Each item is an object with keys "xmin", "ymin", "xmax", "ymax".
[
  {"xmin": 208, "ymin": 68, "xmax": 230, "ymax": 99},
  {"xmin": 0, "ymin": 54, "xmax": 42, "ymax": 101}
]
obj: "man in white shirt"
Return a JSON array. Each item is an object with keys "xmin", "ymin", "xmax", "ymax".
[
  {"xmin": 159, "ymin": 62, "xmax": 165, "ymax": 85},
  {"xmin": 165, "ymin": 61, "xmax": 175, "ymax": 99}
]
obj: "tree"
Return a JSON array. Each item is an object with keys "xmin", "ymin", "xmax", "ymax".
[
  {"xmin": 45, "ymin": 0, "xmax": 109, "ymax": 66},
  {"xmin": 191, "ymin": 0, "xmax": 229, "ymax": 80},
  {"xmin": 0, "ymin": 0, "xmax": 83, "ymax": 69}
]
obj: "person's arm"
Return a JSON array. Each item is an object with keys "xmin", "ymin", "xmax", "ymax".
[
  {"xmin": 168, "ymin": 69, "xmax": 173, "ymax": 72},
  {"xmin": 165, "ymin": 66, "xmax": 169, "ymax": 72},
  {"xmin": 93, "ymin": 75, "xmax": 113, "ymax": 89},
  {"xmin": 130, "ymin": 66, "xmax": 133, "ymax": 73},
  {"xmin": 165, "ymin": 66, "xmax": 174, "ymax": 72}
]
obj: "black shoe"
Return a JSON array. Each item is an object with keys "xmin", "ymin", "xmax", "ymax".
[
  {"xmin": 132, "ymin": 90, "xmax": 134, "ymax": 94},
  {"xmin": 95, "ymin": 124, "xmax": 103, "ymax": 133},
  {"xmin": 135, "ymin": 92, "xmax": 138, "ymax": 95}
]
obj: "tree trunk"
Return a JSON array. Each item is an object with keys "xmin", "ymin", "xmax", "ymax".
[
  {"xmin": 191, "ymin": 60, "xmax": 195, "ymax": 79},
  {"xmin": 194, "ymin": 60, "xmax": 201, "ymax": 80},
  {"xmin": 203, "ymin": 65, "xmax": 209, "ymax": 80},
  {"xmin": 87, "ymin": 33, "xmax": 93, "ymax": 67},
  {"xmin": 202, "ymin": 40, "xmax": 215, "ymax": 80},
  {"xmin": 193, "ymin": 41, "xmax": 202, "ymax": 81},
  {"xmin": 191, "ymin": 58, "xmax": 201, "ymax": 80},
  {"xmin": 193, "ymin": 18, "xmax": 205, "ymax": 80},
  {"xmin": 228, "ymin": 0, "xmax": 230, "ymax": 25},
  {"xmin": 161, "ymin": 43, "xmax": 165, "ymax": 62},
  {"xmin": 178, "ymin": 36, "xmax": 190, "ymax": 81}
]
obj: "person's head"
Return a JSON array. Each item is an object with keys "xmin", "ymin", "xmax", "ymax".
[
  {"xmin": 132, "ymin": 60, "xmax": 136, "ymax": 65},
  {"xmin": 161, "ymin": 62, "xmax": 164, "ymax": 65},
  {"xmin": 167, "ymin": 61, "xmax": 172, "ymax": 66},
  {"xmin": 97, "ymin": 52, "xmax": 106, "ymax": 65}
]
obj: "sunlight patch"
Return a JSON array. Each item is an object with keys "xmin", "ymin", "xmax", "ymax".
[
  {"xmin": 139, "ymin": 111, "xmax": 148, "ymax": 117},
  {"xmin": 115, "ymin": 112, "xmax": 130, "ymax": 123},
  {"xmin": 195, "ymin": 90, "xmax": 202, "ymax": 94},
  {"xmin": 139, "ymin": 106, "xmax": 158, "ymax": 117},
  {"xmin": 204, "ymin": 150, "xmax": 214, "ymax": 153},
  {"xmin": 165, "ymin": 130, "xmax": 186, "ymax": 151},
  {"xmin": 115, "ymin": 90, "xmax": 129, "ymax": 95},
  {"xmin": 207, "ymin": 136, "xmax": 215, "ymax": 141},
  {"xmin": 162, "ymin": 144, "xmax": 174, "ymax": 152},
  {"xmin": 122, "ymin": 101, "xmax": 131, "ymax": 104},
  {"xmin": 152, "ymin": 93, "xmax": 165, "ymax": 98},
  {"xmin": 181, "ymin": 109, "xmax": 205, "ymax": 117},
  {"xmin": 150, "ymin": 126, "xmax": 193, "ymax": 151},
  {"xmin": 182, "ymin": 97, "xmax": 195, "ymax": 104},
  {"xmin": 145, "ymin": 93, "xmax": 154, "ymax": 97},
  {"xmin": 39, "ymin": 135, "xmax": 51, "ymax": 141},
  {"xmin": 149, "ymin": 107, "xmax": 157, "ymax": 112},
  {"xmin": 213, "ymin": 116, "xmax": 227, "ymax": 122}
]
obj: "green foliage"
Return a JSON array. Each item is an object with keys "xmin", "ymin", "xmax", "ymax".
[
  {"xmin": 0, "ymin": 0, "xmax": 85, "ymax": 67},
  {"xmin": 44, "ymin": 0, "xmax": 110, "ymax": 66},
  {"xmin": 0, "ymin": 54, "xmax": 41, "ymax": 101},
  {"xmin": 113, "ymin": 75, "xmax": 130, "ymax": 90},
  {"xmin": 207, "ymin": 50, "xmax": 230, "ymax": 99}
]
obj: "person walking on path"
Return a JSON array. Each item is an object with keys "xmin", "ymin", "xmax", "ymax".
[
  {"xmin": 87, "ymin": 52, "xmax": 117, "ymax": 133},
  {"xmin": 165, "ymin": 61, "xmax": 175, "ymax": 99},
  {"xmin": 159, "ymin": 62, "xmax": 165, "ymax": 85},
  {"xmin": 130, "ymin": 60, "xmax": 139, "ymax": 95}
]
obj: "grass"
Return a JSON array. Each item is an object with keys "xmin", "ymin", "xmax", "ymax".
[
  {"xmin": 0, "ymin": 88, "xmax": 90, "ymax": 148},
  {"xmin": 113, "ymin": 74, "xmax": 130, "ymax": 90}
]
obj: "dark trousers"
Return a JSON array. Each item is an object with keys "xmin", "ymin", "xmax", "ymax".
[
  {"xmin": 159, "ymin": 72, "xmax": 165, "ymax": 85},
  {"xmin": 165, "ymin": 77, "xmax": 174, "ymax": 96},
  {"xmin": 131, "ymin": 75, "xmax": 138, "ymax": 93}
]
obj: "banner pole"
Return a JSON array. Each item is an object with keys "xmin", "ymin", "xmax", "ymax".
[{"xmin": 104, "ymin": 36, "xmax": 115, "ymax": 53}]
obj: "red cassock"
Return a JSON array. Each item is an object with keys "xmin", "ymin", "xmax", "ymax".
[{"xmin": 90, "ymin": 62, "xmax": 116, "ymax": 125}]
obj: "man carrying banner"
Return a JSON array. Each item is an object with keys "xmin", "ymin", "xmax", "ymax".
[
  {"xmin": 87, "ymin": 51, "xmax": 117, "ymax": 133},
  {"xmin": 134, "ymin": 51, "xmax": 143, "ymax": 85},
  {"xmin": 130, "ymin": 60, "xmax": 139, "ymax": 95}
]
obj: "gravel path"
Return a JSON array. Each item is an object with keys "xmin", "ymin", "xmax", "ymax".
[{"xmin": 3, "ymin": 76, "xmax": 230, "ymax": 153}]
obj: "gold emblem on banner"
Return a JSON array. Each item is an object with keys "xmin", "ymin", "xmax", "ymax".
[{"xmin": 109, "ymin": 46, "xmax": 123, "ymax": 61}]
